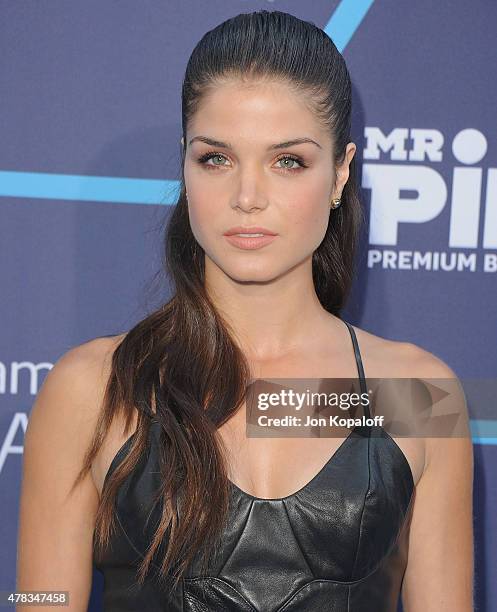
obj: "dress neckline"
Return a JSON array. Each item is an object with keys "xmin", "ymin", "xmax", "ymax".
[
  {"xmin": 225, "ymin": 424, "xmax": 365, "ymax": 501},
  {"xmin": 102, "ymin": 319, "xmax": 383, "ymax": 501}
]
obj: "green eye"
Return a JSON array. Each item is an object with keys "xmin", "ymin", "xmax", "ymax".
[
  {"xmin": 277, "ymin": 156, "xmax": 302, "ymax": 170},
  {"xmin": 197, "ymin": 152, "xmax": 229, "ymax": 167}
]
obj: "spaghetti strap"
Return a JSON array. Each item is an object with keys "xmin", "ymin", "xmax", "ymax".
[{"xmin": 342, "ymin": 320, "xmax": 371, "ymax": 419}]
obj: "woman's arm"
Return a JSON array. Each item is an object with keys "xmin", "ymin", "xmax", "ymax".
[
  {"xmin": 401, "ymin": 346, "xmax": 474, "ymax": 611},
  {"xmin": 16, "ymin": 340, "xmax": 108, "ymax": 611}
]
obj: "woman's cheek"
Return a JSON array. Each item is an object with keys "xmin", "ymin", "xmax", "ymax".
[
  {"xmin": 188, "ymin": 202, "xmax": 222, "ymax": 252},
  {"xmin": 289, "ymin": 200, "xmax": 328, "ymax": 243},
  {"xmin": 187, "ymin": 203, "xmax": 207, "ymax": 246}
]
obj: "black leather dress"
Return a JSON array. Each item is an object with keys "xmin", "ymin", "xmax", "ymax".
[{"xmin": 94, "ymin": 321, "xmax": 415, "ymax": 611}]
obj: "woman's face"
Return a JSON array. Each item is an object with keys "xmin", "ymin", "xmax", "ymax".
[{"xmin": 183, "ymin": 78, "xmax": 356, "ymax": 283}]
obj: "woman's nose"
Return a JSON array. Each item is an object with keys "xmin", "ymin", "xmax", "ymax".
[{"xmin": 232, "ymin": 180, "xmax": 269, "ymax": 213}]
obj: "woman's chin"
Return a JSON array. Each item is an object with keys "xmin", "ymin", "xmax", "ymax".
[{"xmin": 224, "ymin": 265, "xmax": 281, "ymax": 284}]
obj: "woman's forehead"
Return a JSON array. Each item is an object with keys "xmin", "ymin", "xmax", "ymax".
[{"xmin": 189, "ymin": 92, "xmax": 325, "ymax": 144}]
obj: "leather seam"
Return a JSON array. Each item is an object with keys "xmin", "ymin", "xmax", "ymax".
[
  {"xmin": 282, "ymin": 499, "xmax": 315, "ymax": 578},
  {"xmin": 347, "ymin": 483, "xmax": 416, "ymax": 585},
  {"xmin": 382, "ymin": 429, "xmax": 416, "ymax": 492},
  {"xmin": 113, "ymin": 507, "xmax": 162, "ymax": 571},
  {"xmin": 277, "ymin": 535, "xmax": 412, "ymax": 612},
  {"xmin": 217, "ymin": 497, "xmax": 255, "ymax": 576},
  {"xmin": 350, "ymin": 426, "xmax": 372, "ymax": 580},
  {"xmin": 183, "ymin": 591, "xmax": 208, "ymax": 609},
  {"xmin": 183, "ymin": 576, "xmax": 257, "ymax": 611}
]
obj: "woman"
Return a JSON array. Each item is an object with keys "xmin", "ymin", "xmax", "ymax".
[{"xmin": 17, "ymin": 10, "xmax": 474, "ymax": 611}]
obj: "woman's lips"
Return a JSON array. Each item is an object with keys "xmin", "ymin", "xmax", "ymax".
[{"xmin": 224, "ymin": 234, "xmax": 278, "ymax": 250}]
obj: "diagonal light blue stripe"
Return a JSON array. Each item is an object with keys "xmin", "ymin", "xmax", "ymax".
[
  {"xmin": 323, "ymin": 0, "xmax": 375, "ymax": 53},
  {"xmin": 0, "ymin": 170, "xmax": 179, "ymax": 205},
  {"xmin": 470, "ymin": 419, "xmax": 497, "ymax": 445}
]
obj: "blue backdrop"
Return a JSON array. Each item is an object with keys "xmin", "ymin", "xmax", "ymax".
[{"xmin": 1, "ymin": 1, "xmax": 495, "ymax": 609}]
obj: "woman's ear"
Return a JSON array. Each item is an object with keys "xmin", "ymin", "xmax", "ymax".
[{"xmin": 333, "ymin": 142, "xmax": 356, "ymax": 197}]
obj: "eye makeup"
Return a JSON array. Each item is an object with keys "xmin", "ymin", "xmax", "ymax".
[{"xmin": 195, "ymin": 151, "xmax": 309, "ymax": 173}]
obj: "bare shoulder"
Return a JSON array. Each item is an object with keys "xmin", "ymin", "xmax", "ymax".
[
  {"xmin": 351, "ymin": 324, "xmax": 459, "ymax": 379},
  {"xmin": 45, "ymin": 333, "xmax": 125, "ymax": 406},
  {"xmin": 47, "ymin": 333, "xmax": 125, "ymax": 378},
  {"xmin": 348, "ymin": 324, "xmax": 415, "ymax": 378},
  {"xmin": 25, "ymin": 333, "xmax": 127, "ymax": 485},
  {"xmin": 55, "ymin": 333, "xmax": 126, "ymax": 382}
]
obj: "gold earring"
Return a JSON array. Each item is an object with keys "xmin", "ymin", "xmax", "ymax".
[{"xmin": 330, "ymin": 198, "xmax": 342, "ymax": 209}]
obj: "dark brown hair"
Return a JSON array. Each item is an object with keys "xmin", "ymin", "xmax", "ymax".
[{"xmin": 74, "ymin": 9, "xmax": 364, "ymax": 592}]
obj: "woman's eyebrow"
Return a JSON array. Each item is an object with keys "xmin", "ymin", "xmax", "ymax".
[{"xmin": 188, "ymin": 136, "xmax": 322, "ymax": 150}]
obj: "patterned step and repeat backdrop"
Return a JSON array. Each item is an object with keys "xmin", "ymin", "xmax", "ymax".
[{"xmin": 1, "ymin": 2, "xmax": 495, "ymax": 610}]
